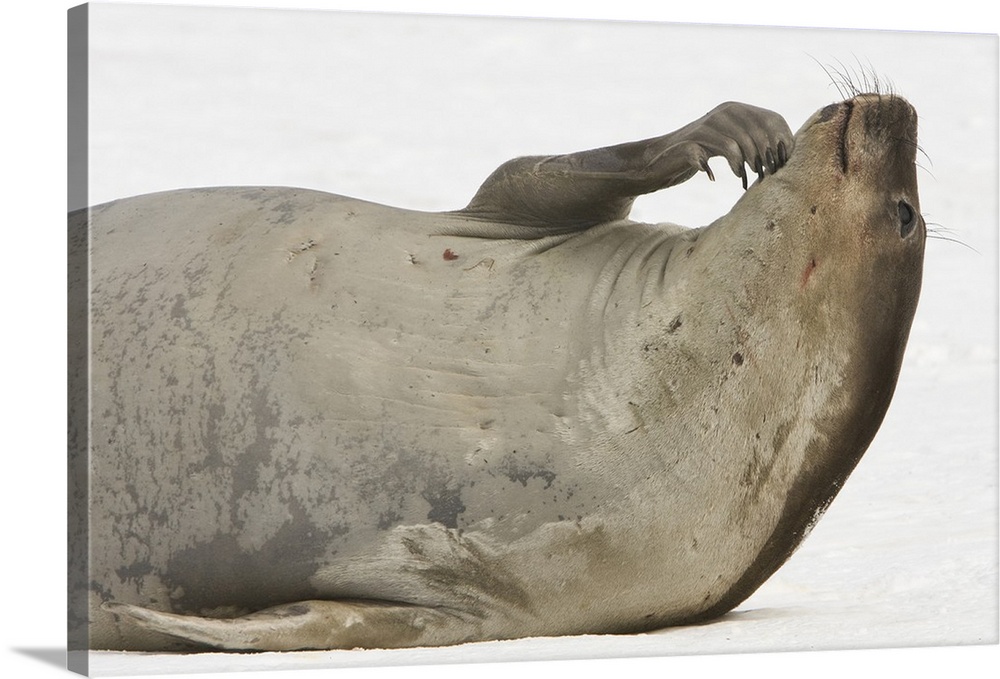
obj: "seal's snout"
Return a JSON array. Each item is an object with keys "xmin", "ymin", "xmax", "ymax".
[
  {"xmin": 843, "ymin": 93, "xmax": 920, "ymax": 176},
  {"xmin": 798, "ymin": 94, "xmax": 919, "ymax": 180},
  {"xmin": 850, "ymin": 93, "xmax": 918, "ymax": 139}
]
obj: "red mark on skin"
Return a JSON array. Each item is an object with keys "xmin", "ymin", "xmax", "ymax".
[
  {"xmin": 443, "ymin": 249, "xmax": 459, "ymax": 261},
  {"xmin": 800, "ymin": 257, "xmax": 818, "ymax": 289}
]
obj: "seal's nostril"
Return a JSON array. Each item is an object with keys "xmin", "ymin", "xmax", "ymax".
[
  {"xmin": 898, "ymin": 201, "xmax": 916, "ymax": 238},
  {"xmin": 817, "ymin": 103, "xmax": 840, "ymax": 122}
]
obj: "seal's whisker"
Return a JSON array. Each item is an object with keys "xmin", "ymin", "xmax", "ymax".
[
  {"xmin": 865, "ymin": 64, "xmax": 879, "ymax": 96},
  {"xmin": 926, "ymin": 232, "xmax": 979, "ymax": 253},
  {"xmin": 925, "ymin": 221, "xmax": 978, "ymax": 253},
  {"xmin": 828, "ymin": 59, "xmax": 860, "ymax": 98},
  {"xmin": 831, "ymin": 59, "xmax": 853, "ymax": 94},
  {"xmin": 925, "ymin": 220, "xmax": 961, "ymax": 236},
  {"xmin": 915, "ymin": 142, "xmax": 933, "ymax": 168},
  {"xmin": 821, "ymin": 57, "xmax": 894, "ymax": 101},
  {"xmin": 887, "ymin": 134, "xmax": 923, "ymax": 150},
  {"xmin": 856, "ymin": 57, "xmax": 892, "ymax": 97},
  {"xmin": 885, "ymin": 134, "xmax": 932, "ymax": 172},
  {"xmin": 809, "ymin": 55, "xmax": 850, "ymax": 100},
  {"xmin": 841, "ymin": 57, "xmax": 868, "ymax": 96},
  {"xmin": 915, "ymin": 162, "xmax": 937, "ymax": 180}
]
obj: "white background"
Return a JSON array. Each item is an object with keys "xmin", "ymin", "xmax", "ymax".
[{"xmin": 3, "ymin": 1, "xmax": 998, "ymax": 678}]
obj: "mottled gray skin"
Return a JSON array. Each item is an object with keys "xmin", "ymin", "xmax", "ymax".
[{"xmin": 74, "ymin": 95, "xmax": 925, "ymax": 652}]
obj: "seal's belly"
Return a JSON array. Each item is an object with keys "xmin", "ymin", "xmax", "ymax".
[{"xmin": 86, "ymin": 188, "xmax": 621, "ymax": 617}]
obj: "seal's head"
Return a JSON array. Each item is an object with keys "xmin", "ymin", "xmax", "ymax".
[
  {"xmin": 779, "ymin": 93, "xmax": 925, "ymax": 399},
  {"xmin": 793, "ymin": 92, "xmax": 924, "ymax": 241},
  {"xmin": 736, "ymin": 92, "xmax": 925, "ymax": 525},
  {"xmin": 680, "ymin": 94, "xmax": 928, "ymax": 621},
  {"xmin": 723, "ymin": 93, "xmax": 925, "ymax": 397}
]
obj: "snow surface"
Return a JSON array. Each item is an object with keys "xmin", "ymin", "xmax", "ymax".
[{"xmin": 71, "ymin": 2, "xmax": 1000, "ymax": 676}]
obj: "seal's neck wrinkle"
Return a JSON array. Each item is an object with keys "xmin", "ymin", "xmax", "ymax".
[{"xmin": 583, "ymin": 223, "xmax": 691, "ymax": 333}]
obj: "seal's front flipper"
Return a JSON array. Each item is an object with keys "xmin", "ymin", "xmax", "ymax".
[
  {"xmin": 664, "ymin": 101, "xmax": 795, "ymax": 189},
  {"xmin": 455, "ymin": 102, "xmax": 793, "ymax": 230},
  {"xmin": 103, "ymin": 600, "xmax": 477, "ymax": 651}
]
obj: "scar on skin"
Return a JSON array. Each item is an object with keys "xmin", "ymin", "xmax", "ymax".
[
  {"xmin": 464, "ymin": 258, "xmax": 495, "ymax": 272},
  {"xmin": 800, "ymin": 257, "xmax": 818, "ymax": 288},
  {"xmin": 443, "ymin": 249, "xmax": 459, "ymax": 261},
  {"xmin": 286, "ymin": 239, "xmax": 317, "ymax": 261}
]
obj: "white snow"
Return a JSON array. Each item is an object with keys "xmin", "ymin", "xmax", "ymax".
[{"xmin": 23, "ymin": 2, "xmax": 1000, "ymax": 678}]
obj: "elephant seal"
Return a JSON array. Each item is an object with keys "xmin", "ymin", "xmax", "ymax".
[{"xmin": 71, "ymin": 93, "xmax": 925, "ymax": 652}]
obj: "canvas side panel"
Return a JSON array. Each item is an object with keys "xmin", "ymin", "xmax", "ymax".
[{"xmin": 68, "ymin": 3, "xmax": 90, "ymax": 675}]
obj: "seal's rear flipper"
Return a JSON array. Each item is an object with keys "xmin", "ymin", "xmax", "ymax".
[
  {"xmin": 454, "ymin": 102, "xmax": 793, "ymax": 232},
  {"xmin": 102, "ymin": 600, "xmax": 477, "ymax": 651}
]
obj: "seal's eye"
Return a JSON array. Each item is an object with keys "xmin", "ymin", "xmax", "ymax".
[{"xmin": 898, "ymin": 200, "xmax": 916, "ymax": 238}]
